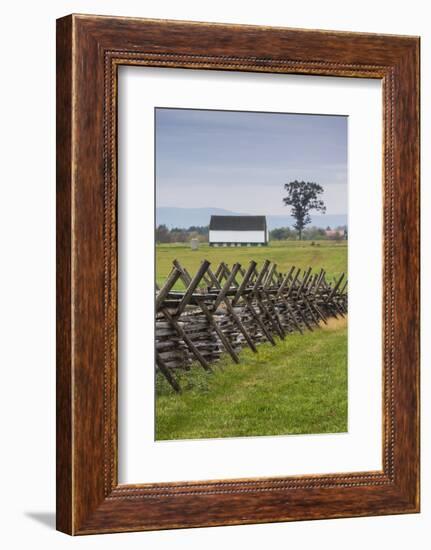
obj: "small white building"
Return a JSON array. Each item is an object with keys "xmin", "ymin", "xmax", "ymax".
[{"xmin": 209, "ymin": 215, "xmax": 268, "ymax": 246}]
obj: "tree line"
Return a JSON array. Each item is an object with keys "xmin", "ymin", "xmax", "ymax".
[
  {"xmin": 270, "ymin": 226, "xmax": 347, "ymax": 241},
  {"xmin": 155, "ymin": 224, "xmax": 346, "ymax": 243},
  {"xmin": 156, "ymin": 225, "xmax": 208, "ymax": 244}
]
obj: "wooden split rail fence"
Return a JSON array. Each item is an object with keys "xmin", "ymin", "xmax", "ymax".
[{"xmin": 156, "ymin": 259, "xmax": 347, "ymax": 392}]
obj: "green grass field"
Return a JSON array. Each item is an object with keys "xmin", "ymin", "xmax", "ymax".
[
  {"xmin": 156, "ymin": 317, "xmax": 348, "ymax": 440},
  {"xmin": 155, "ymin": 239, "xmax": 348, "ymax": 441},
  {"xmin": 156, "ymin": 239, "xmax": 347, "ymax": 287}
]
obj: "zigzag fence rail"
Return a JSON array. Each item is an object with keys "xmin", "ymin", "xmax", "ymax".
[{"xmin": 155, "ymin": 259, "xmax": 348, "ymax": 392}]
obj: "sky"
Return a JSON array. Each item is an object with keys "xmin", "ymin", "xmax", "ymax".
[{"xmin": 155, "ymin": 108, "xmax": 347, "ymax": 216}]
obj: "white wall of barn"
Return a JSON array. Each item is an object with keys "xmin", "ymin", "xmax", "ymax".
[{"xmin": 209, "ymin": 230, "xmax": 266, "ymax": 243}]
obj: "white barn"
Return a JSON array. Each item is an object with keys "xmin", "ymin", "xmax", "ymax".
[{"xmin": 209, "ymin": 215, "xmax": 268, "ymax": 246}]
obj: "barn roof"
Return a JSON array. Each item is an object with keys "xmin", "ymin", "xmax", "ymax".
[{"xmin": 209, "ymin": 215, "xmax": 267, "ymax": 231}]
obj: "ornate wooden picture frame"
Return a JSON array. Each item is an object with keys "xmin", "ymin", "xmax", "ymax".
[{"xmin": 56, "ymin": 14, "xmax": 420, "ymax": 535}]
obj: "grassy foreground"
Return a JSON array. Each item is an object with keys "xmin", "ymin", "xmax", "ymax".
[
  {"xmin": 156, "ymin": 240, "xmax": 347, "ymax": 287},
  {"xmin": 155, "ymin": 317, "xmax": 348, "ymax": 440}
]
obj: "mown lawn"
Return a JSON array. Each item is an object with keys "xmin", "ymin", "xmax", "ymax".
[
  {"xmin": 156, "ymin": 239, "xmax": 347, "ymax": 288},
  {"xmin": 155, "ymin": 317, "xmax": 348, "ymax": 440}
]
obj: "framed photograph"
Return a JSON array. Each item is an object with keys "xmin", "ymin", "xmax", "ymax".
[{"xmin": 56, "ymin": 14, "xmax": 420, "ymax": 535}]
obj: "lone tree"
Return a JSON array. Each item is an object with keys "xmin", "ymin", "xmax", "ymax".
[{"xmin": 283, "ymin": 180, "xmax": 326, "ymax": 240}]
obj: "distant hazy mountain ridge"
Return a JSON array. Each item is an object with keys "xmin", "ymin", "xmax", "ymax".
[{"xmin": 156, "ymin": 207, "xmax": 347, "ymax": 230}]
